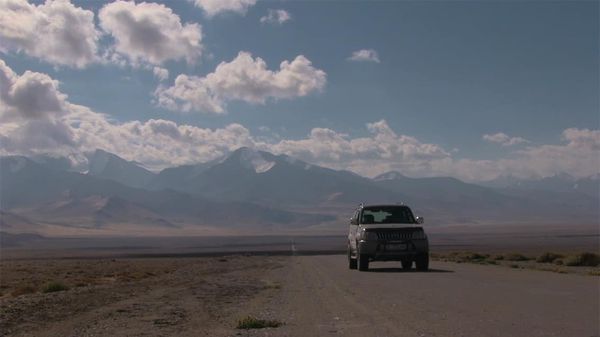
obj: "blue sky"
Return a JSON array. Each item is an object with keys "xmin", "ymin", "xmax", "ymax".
[{"xmin": 0, "ymin": 0, "xmax": 598, "ymax": 180}]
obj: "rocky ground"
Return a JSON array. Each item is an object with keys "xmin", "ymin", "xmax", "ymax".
[{"xmin": 0, "ymin": 256, "xmax": 284, "ymax": 337}]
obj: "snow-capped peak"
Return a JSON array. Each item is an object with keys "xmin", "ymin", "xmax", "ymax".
[{"xmin": 238, "ymin": 148, "xmax": 275, "ymax": 174}]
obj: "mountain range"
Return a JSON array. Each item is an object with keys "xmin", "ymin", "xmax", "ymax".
[{"xmin": 0, "ymin": 148, "xmax": 597, "ymax": 236}]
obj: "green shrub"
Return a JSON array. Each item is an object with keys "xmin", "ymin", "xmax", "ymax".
[
  {"xmin": 42, "ymin": 281, "xmax": 69, "ymax": 293},
  {"xmin": 564, "ymin": 252, "xmax": 600, "ymax": 267},
  {"xmin": 236, "ymin": 316, "xmax": 282, "ymax": 329},
  {"xmin": 536, "ymin": 252, "xmax": 563, "ymax": 263}
]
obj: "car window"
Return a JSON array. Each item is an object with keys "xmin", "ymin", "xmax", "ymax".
[{"xmin": 360, "ymin": 206, "xmax": 415, "ymax": 224}]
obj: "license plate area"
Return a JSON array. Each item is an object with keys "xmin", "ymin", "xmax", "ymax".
[{"xmin": 385, "ymin": 243, "xmax": 407, "ymax": 251}]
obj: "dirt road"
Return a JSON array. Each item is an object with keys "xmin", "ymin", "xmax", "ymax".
[
  {"xmin": 1, "ymin": 255, "xmax": 598, "ymax": 337},
  {"xmin": 242, "ymin": 255, "xmax": 599, "ymax": 337}
]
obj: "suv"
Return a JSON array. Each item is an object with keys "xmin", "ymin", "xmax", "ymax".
[{"xmin": 347, "ymin": 204, "xmax": 429, "ymax": 271}]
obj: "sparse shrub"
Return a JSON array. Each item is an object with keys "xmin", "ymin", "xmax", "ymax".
[
  {"xmin": 588, "ymin": 269, "xmax": 600, "ymax": 276},
  {"xmin": 504, "ymin": 253, "xmax": 530, "ymax": 261},
  {"xmin": 509, "ymin": 264, "xmax": 519, "ymax": 269},
  {"xmin": 564, "ymin": 252, "xmax": 600, "ymax": 267},
  {"xmin": 493, "ymin": 255, "xmax": 504, "ymax": 261},
  {"xmin": 42, "ymin": 281, "xmax": 69, "ymax": 293},
  {"xmin": 236, "ymin": 316, "xmax": 283, "ymax": 329},
  {"xmin": 11, "ymin": 286, "xmax": 36, "ymax": 296},
  {"xmin": 554, "ymin": 259, "xmax": 564, "ymax": 265},
  {"xmin": 452, "ymin": 252, "xmax": 488, "ymax": 262},
  {"xmin": 536, "ymin": 252, "xmax": 563, "ymax": 263}
]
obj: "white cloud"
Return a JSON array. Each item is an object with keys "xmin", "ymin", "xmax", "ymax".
[
  {"xmin": 483, "ymin": 132, "xmax": 529, "ymax": 146},
  {"xmin": 0, "ymin": 59, "xmax": 68, "ymax": 120},
  {"xmin": 191, "ymin": 0, "xmax": 256, "ymax": 17},
  {"xmin": 99, "ymin": 1, "xmax": 203, "ymax": 66},
  {"xmin": 348, "ymin": 49, "xmax": 380, "ymax": 63},
  {"xmin": 0, "ymin": 0, "xmax": 99, "ymax": 68},
  {"xmin": 156, "ymin": 51, "xmax": 327, "ymax": 114},
  {"xmin": 268, "ymin": 120, "xmax": 451, "ymax": 177},
  {"xmin": 153, "ymin": 66, "xmax": 169, "ymax": 81},
  {"xmin": 260, "ymin": 9, "xmax": 291, "ymax": 24},
  {"xmin": 1, "ymin": 60, "xmax": 598, "ymax": 181}
]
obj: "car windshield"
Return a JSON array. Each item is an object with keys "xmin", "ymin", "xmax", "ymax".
[{"xmin": 360, "ymin": 206, "xmax": 415, "ymax": 224}]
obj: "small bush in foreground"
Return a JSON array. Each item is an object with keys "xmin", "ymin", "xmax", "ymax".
[
  {"xmin": 42, "ymin": 281, "xmax": 69, "ymax": 293},
  {"xmin": 564, "ymin": 252, "xmax": 600, "ymax": 267},
  {"xmin": 504, "ymin": 253, "xmax": 531, "ymax": 261},
  {"xmin": 588, "ymin": 269, "xmax": 600, "ymax": 276},
  {"xmin": 236, "ymin": 316, "xmax": 283, "ymax": 329},
  {"xmin": 536, "ymin": 252, "xmax": 563, "ymax": 263}
]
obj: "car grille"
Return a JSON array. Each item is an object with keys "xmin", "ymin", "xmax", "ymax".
[{"xmin": 374, "ymin": 229, "xmax": 422, "ymax": 241}]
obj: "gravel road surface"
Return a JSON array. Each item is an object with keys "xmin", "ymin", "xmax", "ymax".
[
  {"xmin": 1, "ymin": 255, "xmax": 598, "ymax": 337},
  {"xmin": 242, "ymin": 255, "xmax": 599, "ymax": 337}
]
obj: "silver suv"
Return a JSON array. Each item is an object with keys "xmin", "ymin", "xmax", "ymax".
[{"xmin": 347, "ymin": 204, "xmax": 429, "ymax": 271}]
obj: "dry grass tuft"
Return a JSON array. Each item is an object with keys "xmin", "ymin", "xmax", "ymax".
[
  {"xmin": 42, "ymin": 281, "xmax": 69, "ymax": 293},
  {"xmin": 236, "ymin": 316, "xmax": 283, "ymax": 329},
  {"xmin": 564, "ymin": 252, "xmax": 600, "ymax": 267}
]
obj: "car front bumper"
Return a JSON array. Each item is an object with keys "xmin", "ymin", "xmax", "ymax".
[{"xmin": 358, "ymin": 238, "xmax": 428, "ymax": 261}]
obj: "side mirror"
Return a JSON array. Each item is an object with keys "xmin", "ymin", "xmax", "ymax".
[
  {"xmin": 416, "ymin": 216, "xmax": 424, "ymax": 224},
  {"xmin": 349, "ymin": 218, "xmax": 358, "ymax": 226}
]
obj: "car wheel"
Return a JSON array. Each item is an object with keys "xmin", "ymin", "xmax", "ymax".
[
  {"xmin": 401, "ymin": 259, "xmax": 412, "ymax": 270},
  {"xmin": 358, "ymin": 252, "xmax": 369, "ymax": 271},
  {"xmin": 416, "ymin": 253, "xmax": 429, "ymax": 271}
]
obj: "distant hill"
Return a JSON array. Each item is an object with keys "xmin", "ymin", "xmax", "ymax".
[
  {"xmin": 87, "ymin": 149, "xmax": 156, "ymax": 189},
  {"xmin": 150, "ymin": 147, "xmax": 403, "ymax": 207},
  {"xmin": 373, "ymin": 171, "xmax": 598, "ymax": 223},
  {"xmin": 1, "ymin": 149, "xmax": 597, "ymax": 236},
  {"xmin": 481, "ymin": 173, "xmax": 599, "ymax": 198},
  {"xmin": 0, "ymin": 156, "xmax": 333, "ymax": 233}
]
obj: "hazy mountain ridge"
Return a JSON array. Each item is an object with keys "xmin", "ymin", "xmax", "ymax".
[
  {"xmin": 0, "ymin": 156, "xmax": 334, "ymax": 233},
  {"xmin": 87, "ymin": 149, "xmax": 156, "ymax": 189},
  {"xmin": 481, "ymin": 173, "xmax": 599, "ymax": 198},
  {"xmin": 1, "ymin": 150, "xmax": 598, "ymax": 236}
]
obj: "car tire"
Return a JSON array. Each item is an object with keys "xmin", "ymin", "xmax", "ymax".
[
  {"xmin": 416, "ymin": 253, "xmax": 429, "ymax": 271},
  {"xmin": 358, "ymin": 253, "xmax": 369, "ymax": 271},
  {"xmin": 401, "ymin": 259, "xmax": 412, "ymax": 270}
]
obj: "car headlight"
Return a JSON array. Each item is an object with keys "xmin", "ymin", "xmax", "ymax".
[{"xmin": 359, "ymin": 228, "xmax": 378, "ymax": 241}]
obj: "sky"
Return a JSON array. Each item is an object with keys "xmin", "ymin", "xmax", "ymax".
[{"xmin": 0, "ymin": 0, "xmax": 598, "ymax": 181}]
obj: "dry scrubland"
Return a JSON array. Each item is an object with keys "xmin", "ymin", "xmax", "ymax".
[
  {"xmin": 431, "ymin": 251, "xmax": 600, "ymax": 275},
  {"xmin": 0, "ymin": 249, "xmax": 599, "ymax": 337},
  {"xmin": 0, "ymin": 256, "xmax": 287, "ymax": 337}
]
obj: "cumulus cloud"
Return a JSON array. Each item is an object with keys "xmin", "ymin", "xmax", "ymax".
[
  {"xmin": 0, "ymin": 59, "xmax": 68, "ymax": 120},
  {"xmin": 348, "ymin": 49, "xmax": 380, "ymax": 63},
  {"xmin": 483, "ymin": 132, "xmax": 529, "ymax": 146},
  {"xmin": 260, "ymin": 9, "xmax": 291, "ymax": 24},
  {"xmin": 191, "ymin": 0, "xmax": 256, "ymax": 17},
  {"xmin": 268, "ymin": 120, "xmax": 451, "ymax": 177},
  {"xmin": 153, "ymin": 66, "xmax": 169, "ymax": 81},
  {"xmin": 1, "ymin": 61, "xmax": 598, "ymax": 181},
  {"xmin": 0, "ymin": 0, "xmax": 99, "ymax": 68},
  {"xmin": 99, "ymin": 1, "xmax": 203, "ymax": 66},
  {"xmin": 156, "ymin": 51, "xmax": 326, "ymax": 114}
]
